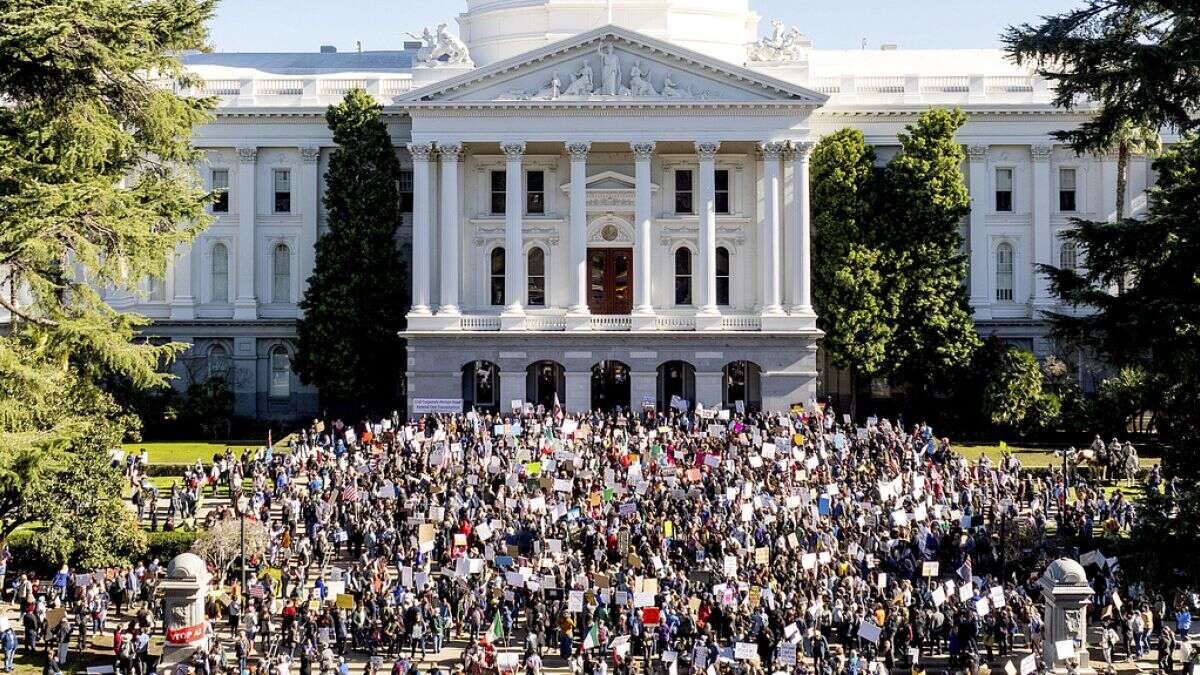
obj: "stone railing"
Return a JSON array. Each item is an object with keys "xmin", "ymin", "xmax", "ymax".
[
  {"xmin": 720, "ymin": 315, "xmax": 762, "ymax": 331},
  {"xmin": 656, "ymin": 316, "xmax": 697, "ymax": 331},
  {"xmin": 172, "ymin": 76, "xmax": 418, "ymax": 107},
  {"xmin": 805, "ymin": 73, "xmax": 1053, "ymax": 106},
  {"xmin": 524, "ymin": 315, "xmax": 567, "ymax": 331},
  {"xmin": 170, "ymin": 71, "xmax": 1057, "ymax": 108},
  {"xmin": 460, "ymin": 315, "xmax": 501, "ymax": 331},
  {"xmin": 589, "ymin": 315, "xmax": 633, "ymax": 331}
]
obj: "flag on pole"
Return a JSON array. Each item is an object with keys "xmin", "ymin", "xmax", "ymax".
[
  {"xmin": 582, "ymin": 623, "xmax": 599, "ymax": 650},
  {"xmin": 267, "ymin": 428, "xmax": 273, "ymax": 449},
  {"xmin": 552, "ymin": 392, "xmax": 562, "ymax": 419},
  {"xmin": 341, "ymin": 484, "xmax": 359, "ymax": 503},
  {"xmin": 484, "ymin": 610, "xmax": 504, "ymax": 644}
]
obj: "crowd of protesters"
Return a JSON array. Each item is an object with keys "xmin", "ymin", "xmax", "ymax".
[{"xmin": 2, "ymin": 404, "xmax": 1194, "ymax": 675}]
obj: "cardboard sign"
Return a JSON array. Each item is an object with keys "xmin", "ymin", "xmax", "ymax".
[
  {"xmin": 778, "ymin": 643, "xmax": 797, "ymax": 665},
  {"xmin": 335, "ymin": 594, "xmax": 355, "ymax": 609},
  {"xmin": 856, "ymin": 619, "xmax": 881, "ymax": 644},
  {"xmin": 642, "ymin": 607, "xmax": 661, "ymax": 625},
  {"xmin": 734, "ymin": 642, "xmax": 758, "ymax": 661}
]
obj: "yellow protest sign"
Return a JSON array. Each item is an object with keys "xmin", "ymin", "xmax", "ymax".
[
  {"xmin": 663, "ymin": 520, "xmax": 674, "ymax": 537},
  {"xmin": 336, "ymin": 594, "xmax": 355, "ymax": 609}
]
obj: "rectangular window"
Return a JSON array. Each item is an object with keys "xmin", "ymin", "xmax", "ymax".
[
  {"xmin": 715, "ymin": 169, "xmax": 730, "ymax": 215},
  {"xmin": 211, "ymin": 169, "xmax": 229, "ymax": 213},
  {"xmin": 1059, "ymin": 168, "xmax": 1077, "ymax": 212},
  {"xmin": 398, "ymin": 170, "xmax": 414, "ymax": 213},
  {"xmin": 273, "ymin": 169, "xmax": 291, "ymax": 213},
  {"xmin": 995, "ymin": 168, "xmax": 1013, "ymax": 212},
  {"xmin": 490, "ymin": 170, "xmax": 506, "ymax": 215},
  {"xmin": 674, "ymin": 170, "xmax": 694, "ymax": 214},
  {"xmin": 526, "ymin": 170, "xmax": 545, "ymax": 215}
]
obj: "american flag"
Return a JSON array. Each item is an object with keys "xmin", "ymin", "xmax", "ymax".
[
  {"xmin": 248, "ymin": 583, "xmax": 265, "ymax": 598},
  {"xmin": 341, "ymin": 484, "xmax": 359, "ymax": 502}
]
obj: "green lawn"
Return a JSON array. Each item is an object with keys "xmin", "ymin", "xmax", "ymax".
[
  {"xmin": 956, "ymin": 442, "xmax": 1158, "ymax": 468},
  {"xmin": 121, "ymin": 439, "xmax": 280, "ymax": 465}
]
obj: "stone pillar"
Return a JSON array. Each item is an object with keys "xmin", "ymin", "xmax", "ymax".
[
  {"xmin": 629, "ymin": 371, "xmax": 657, "ymax": 412},
  {"xmin": 632, "ymin": 142, "xmax": 656, "ymax": 318},
  {"xmin": 408, "ymin": 143, "xmax": 433, "ymax": 315},
  {"xmin": 1040, "ymin": 559, "xmax": 1096, "ymax": 675},
  {"xmin": 233, "ymin": 147, "xmax": 258, "ymax": 320},
  {"xmin": 297, "ymin": 146, "xmax": 321, "ymax": 316},
  {"xmin": 966, "ymin": 145, "xmax": 990, "ymax": 317},
  {"xmin": 564, "ymin": 370, "xmax": 590, "ymax": 413},
  {"xmin": 439, "ymin": 142, "xmax": 463, "ymax": 316},
  {"xmin": 501, "ymin": 142, "xmax": 526, "ymax": 317},
  {"xmin": 695, "ymin": 370, "xmax": 723, "ymax": 409},
  {"xmin": 169, "ymin": 241, "xmax": 195, "ymax": 320},
  {"xmin": 759, "ymin": 142, "xmax": 786, "ymax": 315},
  {"xmin": 157, "ymin": 552, "xmax": 212, "ymax": 674},
  {"xmin": 696, "ymin": 141, "xmax": 721, "ymax": 317},
  {"xmin": 567, "ymin": 142, "xmax": 591, "ymax": 316},
  {"xmin": 1031, "ymin": 144, "xmax": 1053, "ymax": 306},
  {"xmin": 790, "ymin": 141, "xmax": 815, "ymax": 316},
  {"xmin": 232, "ymin": 336, "xmax": 257, "ymax": 418}
]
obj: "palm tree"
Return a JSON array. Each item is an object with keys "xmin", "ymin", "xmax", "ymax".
[{"xmin": 1106, "ymin": 120, "xmax": 1161, "ymax": 221}]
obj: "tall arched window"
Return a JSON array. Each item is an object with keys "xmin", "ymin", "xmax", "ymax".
[
  {"xmin": 143, "ymin": 276, "xmax": 166, "ymax": 302},
  {"xmin": 272, "ymin": 243, "xmax": 291, "ymax": 303},
  {"xmin": 674, "ymin": 247, "xmax": 693, "ymax": 306},
  {"xmin": 1059, "ymin": 241, "xmax": 1078, "ymax": 271},
  {"xmin": 269, "ymin": 346, "xmax": 290, "ymax": 398},
  {"xmin": 490, "ymin": 248, "xmax": 505, "ymax": 306},
  {"xmin": 208, "ymin": 344, "xmax": 230, "ymax": 382},
  {"xmin": 995, "ymin": 242, "xmax": 1014, "ymax": 301},
  {"xmin": 527, "ymin": 248, "xmax": 545, "ymax": 307},
  {"xmin": 211, "ymin": 243, "xmax": 229, "ymax": 303},
  {"xmin": 715, "ymin": 246, "xmax": 731, "ymax": 306}
]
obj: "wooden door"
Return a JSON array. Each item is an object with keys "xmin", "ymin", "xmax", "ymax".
[{"xmin": 587, "ymin": 248, "xmax": 634, "ymax": 315}]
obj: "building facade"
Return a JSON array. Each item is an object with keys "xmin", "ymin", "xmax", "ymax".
[{"xmin": 19, "ymin": 0, "xmax": 1154, "ymax": 418}]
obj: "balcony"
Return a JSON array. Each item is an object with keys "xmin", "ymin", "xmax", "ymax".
[{"xmin": 412, "ymin": 312, "xmax": 770, "ymax": 333}]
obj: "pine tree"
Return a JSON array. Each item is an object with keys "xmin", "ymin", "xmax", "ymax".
[
  {"xmin": 0, "ymin": 0, "xmax": 216, "ymax": 563},
  {"xmin": 879, "ymin": 108, "xmax": 981, "ymax": 393},
  {"xmin": 810, "ymin": 130, "xmax": 895, "ymax": 416},
  {"xmin": 1044, "ymin": 137, "xmax": 1200, "ymax": 467},
  {"xmin": 295, "ymin": 89, "xmax": 408, "ymax": 415},
  {"xmin": 1003, "ymin": 2, "xmax": 1200, "ymax": 155}
]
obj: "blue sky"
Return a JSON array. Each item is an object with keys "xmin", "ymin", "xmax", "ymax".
[{"xmin": 206, "ymin": 0, "xmax": 1077, "ymax": 53}]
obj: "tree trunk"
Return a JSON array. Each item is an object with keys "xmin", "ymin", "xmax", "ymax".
[
  {"xmin": 1116, "ymin": 139, "xmax": 1129, "ymax": 221},
  {"xmin": 849, "ymin": 371, "xmax": 858, "ymax": 423}
]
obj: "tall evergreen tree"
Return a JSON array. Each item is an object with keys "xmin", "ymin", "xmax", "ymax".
[
  {"xmin": 810, "ymin": 130, "xmax": 895, "ymax": 415},
  {"xmin": 0, "ymin": 0, "xmax": 216, "ymax": 564},
  {"xmin": 879, "ymin": 108, "xmax": 981, "ymax": 392},
  {"xmin": 1003, "ymin": 2, "xmax": 1200, "ymax": 155},
  {"xmin": 295, "ymin": 89, "xmax": 408, "ymax": 415},
  {"xmin": 1044, "ymin": 138, "xmax": 1200, "ymax": 466}
]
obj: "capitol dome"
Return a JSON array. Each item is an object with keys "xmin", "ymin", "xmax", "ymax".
[{"xmin": 457, "ymin": 0, "xmax": 761, "ymax": 67}]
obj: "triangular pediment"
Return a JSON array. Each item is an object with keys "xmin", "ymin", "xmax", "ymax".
[
  {"xmin": 560, "ymin": 171, "xmax": 658, "ymax": 193},
  {"xmin": 398, "ymin": 25, "xmax": 826, "ymax": 106}
]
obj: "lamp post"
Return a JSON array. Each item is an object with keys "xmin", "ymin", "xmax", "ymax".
[{"xmin": 237, "ymin": 493, "xmax": 248, "ymax": 609}]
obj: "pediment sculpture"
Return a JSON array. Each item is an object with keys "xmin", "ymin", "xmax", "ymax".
[
  {"xmin": 746, "ymin": 20, "xmax": 809, "ymax": 64},
  {"xmin": 408, "ymin": 24, "xmax": 475, "ymax": 68},
  {"xmin": 497, "ymin": 42, "xmax": 716, "ymax": 101}
]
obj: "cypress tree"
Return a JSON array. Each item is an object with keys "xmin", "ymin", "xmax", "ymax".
[{"xmin": 295, "ymin": 89, "xmax": 408, "ymax": 415}]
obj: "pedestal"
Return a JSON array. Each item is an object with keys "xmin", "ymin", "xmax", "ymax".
[
  {"xmin": 158, "ymin": 553, "xmax": 212, "ymax": 675},
  {"xmin": 1040, "ymin": 558, "xmax": 1097, "ymax": 675}
]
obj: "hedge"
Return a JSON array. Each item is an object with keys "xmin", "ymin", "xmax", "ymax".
[{"xmin": 5, "ymin": 528, "xmax": 199, "ymax": 576}]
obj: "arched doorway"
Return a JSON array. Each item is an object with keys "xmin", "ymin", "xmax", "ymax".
[
  {"xmin": 723, "ymin": 360, "xmax": 763, "ymax": 414},
  {"xmin": 657, "ymin": 360, "xmax": 696, "ymax": 412},
  {"xmin": 461, "ymin": 360, "xmax": 500, "ymax": 413},
  {"xmin": 526, "ymin": 360, "xmax": 565, "ymax": 411},
  {"xmin": 591, "ymin": 360, "xmax": 631, "ymax": 411}
]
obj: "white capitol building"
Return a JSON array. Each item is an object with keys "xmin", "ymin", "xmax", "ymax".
[{"xmin": 87, "ymin": 0, "xmax": 1156, "ymax": 418}]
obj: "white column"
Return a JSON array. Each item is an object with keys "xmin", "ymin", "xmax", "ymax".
[
  {"xmin": 438, "ymin": 142, "xmax": 463, "ymax": 315},
  {"xmin": 1031, "ymin": 144, "xmax": 1053, "ymax": 306},
  {"xmin": 696, "ymin": 141, "xmax": 720, "ymax": 315},
  {"xmin": 169, "ymin": 241, "xmax": 195, "ymax": 320},
  {"xmin": 297, "ymin": 146, "xmax": 320, "ymax": 314},
  {"xmin": 408, "ymin": 143, "xmax": 433, "ymax": 315},
  {"xmin": 759, "ymin": 142, "xmax": 786, "ymax": 315},
  {"xmin": 501, "ymin": 142, "xmax": 526, "ymax": 316},
  {"xmin": 1100, "ymin": 151, "xmax": 1119, "ymax": 222},
  {"xmin": 632, "ymin": 141, "xmax": 656, "ymax": 315},
  {"xmin": 233, "ymin": 146, "xmax": 258, "ymax": 320},
  {"xmin": 966, "ymin": 145, "xmax": 990, "ymax": 313},
  {"xmin": 566, "ymin": 142, "xmax": 591, "ymax": 315},
  {"xmin": 790, "ymin": 141, "xmax": 815, "ymax": 315}
]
